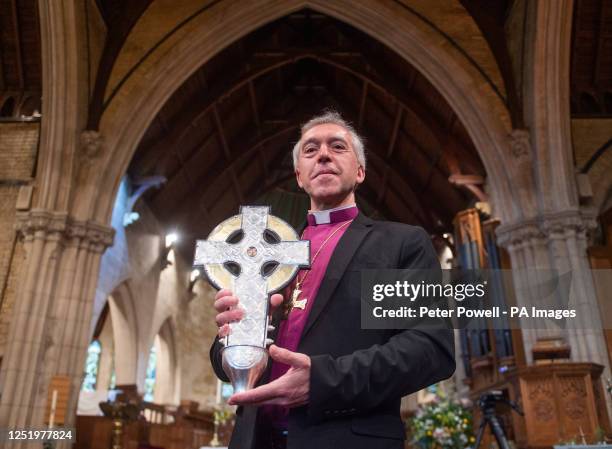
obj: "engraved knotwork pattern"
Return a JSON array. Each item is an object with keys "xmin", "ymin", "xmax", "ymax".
[{"xmin": 194, "ymin": 206, "xmax": 309, "ymax": 367}]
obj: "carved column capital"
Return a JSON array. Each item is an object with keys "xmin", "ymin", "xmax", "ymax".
[
  {"xmin": 540, "ymin": 209, "xmax": 597, "ymax": 240},
  {"xmin": 496, "ymin": 218, "xmax": 545, "ymax": 249},
  {"xmin": 15, "ymin": 208, "xmax": 114, "ymax": 252},
  {"xmin": 496, "ymin": 208, "xmax": 598, "ymax": 249},
  {"xmin": 15, "ymin": 209, "xmax": 69, "ymax": 240},
  {"xmin": 82, "ymin": 220, "xmax": 115, "ymax": 253}
]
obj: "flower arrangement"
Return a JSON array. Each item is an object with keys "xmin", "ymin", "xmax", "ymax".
[
  {"xmin": 410, "ymin": 386, "xmax": 475, "ymax": 449},
  {"xmin": 213, "ymin": 408, "xmax": 233, "ymax": 426}
]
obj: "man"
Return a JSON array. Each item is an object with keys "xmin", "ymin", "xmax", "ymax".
[{"xmin": 210, "ymin": 110, "xmax": 455, "ymax": 449}]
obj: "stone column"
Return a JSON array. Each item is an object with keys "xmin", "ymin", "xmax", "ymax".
[
  {"xmin": 497, "ymin": 209, "xmax": 605, "ymax": 363},
  {"xmin": 0, "ymin": 209, "xmax": 113, "ymax": 449},
  {"xmin": 541, "ymin": 209, "xmax": 606, "ymax": 366},
  {"xmin": 498, "ymin": 207, "xmax": 612, "ymax": 420},
  {"xmin": 496, "ymin": 219, "xmax": 550, "ymax": 364}
]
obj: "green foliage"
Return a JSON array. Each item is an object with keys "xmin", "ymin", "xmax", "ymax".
[
  {"xmin": 410, "ymin": 387, "xmax": 475, "ymax": 449},
  {"xmin": 213, "ymin": 408, "xmax": 233, "ymax": 426}
]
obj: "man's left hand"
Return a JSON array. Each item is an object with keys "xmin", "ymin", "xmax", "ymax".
[{"xmin": 228, "ymin": 345, "xmax": 310, "ymax": 407}]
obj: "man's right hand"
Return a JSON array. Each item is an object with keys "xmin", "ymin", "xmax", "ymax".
[{"xmin": 213, "ymin": 289, "xmax": 284, "ymax": 339}]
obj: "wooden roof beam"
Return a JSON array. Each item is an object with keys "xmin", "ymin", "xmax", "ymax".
[
  {"xmin": 0, "ymin": 40, "xmax": 5, "ymax": 90},
  {"xmin": 186, "ymin": 132, "xmax": 294, "ymax": 229},
  {"xmin": 366, "ymin": 143, "xmax": 434, "ymax": 229},
  {"xmin": 376, "ymin": 103, "xmax": 403, "ymax": 204},
  {"xmin": 173, "ymin": 126, "xmax": 298, "ymax": 221},
  {"xmin": 248, "ymin": 80, "xmax": 269, "ymax": 181},
  {"xmin": 249, "ymin": 80, "xmax": 262, "ymax": 132},
  {"xmin": 10, "ymin": 0, "xmax": 24, "ymax": 89},
  {"xmin": 135, "ymin": 58, "xmax": 297, "ymax": 174},
  {"xmin": 212, "ymin": 104, "xmax": 244, "ymax": 204},
  {"xmin": 593, "ymin": 0, "xmax": 609, "ymax": 85},
  {"xmin": 360, "ymin": 86, "xmax": 469, "ymax": 209},
  {"xmin": 137, "ymin": 51, "xmax": 479, "ymax": 177},
  {"xmin": 358, "ymin": 80, "xmax": 368, "ymax": 128},
  {"xmin": 318, "ymin": 56, "xmax": 484, "ymax": 174}
]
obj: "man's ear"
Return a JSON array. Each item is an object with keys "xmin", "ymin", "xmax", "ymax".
[
  {"xmin": 356, "ymin": 165, "xmax": 365, "ymax": 185},
  {"xmin": 295, "ymin": 169, "xmax": 303, "ymax": 188}
]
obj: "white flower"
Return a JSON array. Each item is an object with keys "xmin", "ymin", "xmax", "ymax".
[{"xmin": 433, "ymin": 427, "xmax": 450, "ymax": 440}]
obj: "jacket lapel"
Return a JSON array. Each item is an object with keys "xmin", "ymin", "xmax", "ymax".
[{"xmin": 300, "ymin": 212, "xmax": 373, "ymax": 339}]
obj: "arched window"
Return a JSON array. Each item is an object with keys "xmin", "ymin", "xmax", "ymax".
[
  {"xmin": 0, "ymin": 97, "xmax": 15, "ymax": 117},
  {"xmin": 81, "ymin": 340, "xmax": 102, "ymax": 392},
  {"xmin": 143, "ymin": 345, "xmax": 157, "ymax": 402},
  {"xmin": 19, "ymin": 95, "xmax": 41, "ymax": 117}
]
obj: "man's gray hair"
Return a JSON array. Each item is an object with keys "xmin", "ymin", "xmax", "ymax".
[{"xmin": 292, "ymin": 110, "xmax": 367, "ymax": 170}]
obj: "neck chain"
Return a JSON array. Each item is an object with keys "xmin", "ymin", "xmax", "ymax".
[{"xmin": 287, "ymin": 219, "xmax": 353, "ymax": 314}]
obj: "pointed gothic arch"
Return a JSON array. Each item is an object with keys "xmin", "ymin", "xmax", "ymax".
[
  {"xmin": 150, "ymin": 318, "xmax": 180, "ymax": 405},
  {"xmin": 65, "ymin": 0, "xmax": 521, "ymax": 229},
  {"xmin": 108, "ymin": 282, "xmax": 139, "ymax": 386}
]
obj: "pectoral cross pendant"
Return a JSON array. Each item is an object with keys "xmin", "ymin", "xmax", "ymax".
[{"xmin": 291, "ymin": 286, "xmax": 308, "ymax": 310}]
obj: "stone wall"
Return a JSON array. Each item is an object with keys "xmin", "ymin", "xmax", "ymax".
[
  {"xmin": 85, "ymin": 179, "xmax": 218, "ymax": 407},
  {"xmin": 176, "ymin": 280, "xmax": 219, "ymax": 410},
  {"xmin": 0, "ymin": 122, "xmax": 39, "ymax": 357}
]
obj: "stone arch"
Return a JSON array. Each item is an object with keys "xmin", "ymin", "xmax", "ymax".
[
  {"xmin": 526, "ymin": 0, "xmax": 579, "ymax": 214},
  {"xmin": 17, "ymin": 95, "xmax": 41, "ymax": 117},
  {"xmin": 70, "ymin": 0, "xmax": 520, "ymax": 228},
  {"xmin": 151, "ymin": 318, "xmax": 180, "ymax": 405},
  {"xmin": 108, "ymin": 282, "xmax": 139, "ymax": 386}
]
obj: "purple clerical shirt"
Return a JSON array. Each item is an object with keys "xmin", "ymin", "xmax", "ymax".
[{"xmin": 260, "ymin": 205, "xmax": 359, "ymax": 429}]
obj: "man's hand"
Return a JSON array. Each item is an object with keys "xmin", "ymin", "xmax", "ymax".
[
  {"xmin": 228, "ymin": 345, "xmax": 310, "ymax": 407},
  {"xmin": 214, "ymin": 289, "xmax": 283, "ymax": 339}
]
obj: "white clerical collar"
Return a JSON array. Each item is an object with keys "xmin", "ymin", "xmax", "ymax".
[{"xmin": 308, "ymin": 204, "xmax": 357, "ymax": 225}]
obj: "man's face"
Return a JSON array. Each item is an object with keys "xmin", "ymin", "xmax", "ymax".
[{"xmin": 295, "ymin": 123, "xmax": 365, "ymax": 207}]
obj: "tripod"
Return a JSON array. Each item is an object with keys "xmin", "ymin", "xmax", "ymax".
[{"xmin": 474, "ymin": 390, "xmax": 524, "ymax": 449}]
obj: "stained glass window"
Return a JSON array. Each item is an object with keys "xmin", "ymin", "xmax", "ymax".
[
  {"xmin": 143, "ymin": 345, "xmax": 157, "ymax": 402},
  {"xmin": 81, "ymin": 340, "xmax": 101, "ymax": 392}
]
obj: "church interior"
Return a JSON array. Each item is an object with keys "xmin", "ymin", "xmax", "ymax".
[{"xmin": 0, "ymin": 0, "xmax": 611, "ymax": 448}]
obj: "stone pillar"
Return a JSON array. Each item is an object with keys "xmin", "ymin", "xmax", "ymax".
[
  {"xmin": 497, "ymin": 208, "xmax": 612, "ymax": 419},
  {"xmin": 497, "ymin": 209, "xmax": 605, "ymax": 364},
  {"xmin": 0, "ymin": 209, "xmax": 113, "ymax": 449},
  {"xmin": 496, "ymin": 220, "xmax": 548, "ymax": 364},
  {"xmin": 541, "ymin": 210, "xmax": 606, "ymax": 366}
]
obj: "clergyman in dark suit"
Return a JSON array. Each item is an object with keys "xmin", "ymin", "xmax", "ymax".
[{"xmin": 210, "ymin": 110, "xmax": 456, "ymax": 449}]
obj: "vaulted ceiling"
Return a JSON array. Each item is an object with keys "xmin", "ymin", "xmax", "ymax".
[
  {"xmin": 128, "ymin": 11, "xmax": 485, "ymax": 238},
  {"xmin": 2, "ymin": 0, "xmax": 611, "ymax": 237},
  {"xmin": 0, "ymin": 0, "xmax": 41, "ymax": 117},
  {"xmin": 571, "ymin": 0, "xmax": 612, "ymax": 115}
]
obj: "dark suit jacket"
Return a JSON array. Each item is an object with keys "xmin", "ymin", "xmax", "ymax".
[{"xmin": 210, "ymin": 212, "xmax": 456, "ymax": 449}]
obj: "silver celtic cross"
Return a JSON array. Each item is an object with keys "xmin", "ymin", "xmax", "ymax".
[{"xmin": 194, "ymin": 206, "xmax": 309, "ymax": 392}]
